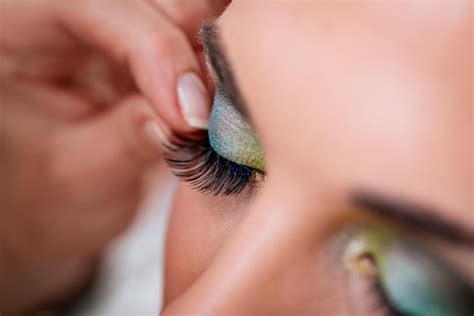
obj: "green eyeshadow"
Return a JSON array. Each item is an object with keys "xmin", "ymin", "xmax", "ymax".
[
  {"xmin": 350, "ymin": 227, "xmax": 473, "ymax": 316},
  {"xmin": 208, "ymin": 86, "xmax": 265, "ymax": 171}
]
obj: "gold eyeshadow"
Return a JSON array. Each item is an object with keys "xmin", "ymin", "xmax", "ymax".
[
  {"xmin": 164, "ymin": 78, "xmax": 265, "ymax": 194},
  {"xmin": 200, "ymin": 21, "xmax": 265, "ymax": 172},
  {"xmin": 344, "ymin": 225, "xmax": 474, "ymax": 316},
  {"xmin": 208, "ymin": 86, "xmax": 266, "ymax": 171}
]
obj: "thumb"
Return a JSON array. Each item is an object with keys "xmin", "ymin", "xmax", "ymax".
[{"xmin": 50, "ymin": 95, "xmax": 165, "ymax": 202}]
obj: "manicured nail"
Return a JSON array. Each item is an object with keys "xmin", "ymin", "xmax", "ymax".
[
  {"xmin": 144, "ymin": 120, "xmax": 177, "ymax": 151},
  {"xmin": 177, "ymin": 72, "xmax": 210, "ymax": 129}
]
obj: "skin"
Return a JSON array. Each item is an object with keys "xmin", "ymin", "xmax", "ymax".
[
  {"xmin": 163, "ymin": 1, "xmax": 472, "ymax": 315},
  {"xmin": 0, "ymin": 0, "xmax": 228, "ymax": 312}
]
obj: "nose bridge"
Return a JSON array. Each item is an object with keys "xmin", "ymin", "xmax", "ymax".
[{"xmin": 164, "ymin": 185, "xmax": 338, "ymax": 315}]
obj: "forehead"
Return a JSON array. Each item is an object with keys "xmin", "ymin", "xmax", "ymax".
[{"xmin": 218, "ymin": 2, "xmax": 472, "ymax": 215}]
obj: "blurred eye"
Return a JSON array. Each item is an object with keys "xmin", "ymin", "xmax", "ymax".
[{"xmin": 343, "ymin": 226, "xmax": 474, "ymax": 316}]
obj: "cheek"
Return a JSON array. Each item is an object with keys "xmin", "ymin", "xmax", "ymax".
[{"xmin": 163, "ymin": 183, "xmax": 252, "ymax": 306}]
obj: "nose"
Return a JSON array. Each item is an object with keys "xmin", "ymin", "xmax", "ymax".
[{"xmin": 162, "ymin": 186, "xmax": 346, "ymax": 315}]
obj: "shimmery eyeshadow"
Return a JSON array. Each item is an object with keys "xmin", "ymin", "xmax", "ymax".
[
  {"xmin": 208, "ymin": 86, "xmax": 265, "ymax": 171},
  {"xmin": 356, "ymin": 228, "xmax": 474, "ymax": 316}
]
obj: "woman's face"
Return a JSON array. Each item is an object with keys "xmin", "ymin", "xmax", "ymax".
[{"xmin": 163, "ymin": 2, "xmax": 472, "ymax": 315}]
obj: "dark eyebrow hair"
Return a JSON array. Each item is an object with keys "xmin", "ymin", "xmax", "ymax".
[
  {"xmin": 352, "ymin": 191, "xmax": 474, "ymax": 246},
  {"xmin": 199, "ymin": 20, "xmax": 250, "ymax": 119}
]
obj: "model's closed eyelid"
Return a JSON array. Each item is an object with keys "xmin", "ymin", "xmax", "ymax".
[
  {"xmin": 200, "ymin": 21, "xmax": 266, "ymax": 171},
  {"xmin": 209, "ymin": 87, "xmax": 266, "ymax": 171},
  {"xmin": 164, "ymin": 22, "xmax": 265, "ymax": 195},
  {"xmin": 199, "ymin": 21, "xmax": 250, "ymax": 121}
]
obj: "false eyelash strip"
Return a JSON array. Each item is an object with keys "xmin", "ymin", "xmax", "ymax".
[{"xmin": 164, "ymin": 139, "xmax": 260, "ymax": 195}]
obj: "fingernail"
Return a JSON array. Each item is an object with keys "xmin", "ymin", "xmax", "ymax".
[
  {"xmin": 177, "ymin": 72, "xmax": 210, "ymax": 129},
  {"xmin": 144, "ymin": 120, "xmax": 178, "ymax": 151}
]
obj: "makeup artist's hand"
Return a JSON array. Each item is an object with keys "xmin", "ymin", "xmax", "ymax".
[{"xmin": 0, "ymin": 0, "xmax": 227, "ymax": 312}]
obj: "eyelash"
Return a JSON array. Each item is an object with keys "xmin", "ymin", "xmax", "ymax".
[
  {"xmin": 369, "ymin": 277, "xmax": 404, "ymax": 316},
  {"xmin": 165, "ymin": 137, "xmax": 263, "ymax": 195},
  {"xmin": 348, "ymin": 253, "xmax": 403, "ymax": 316}
]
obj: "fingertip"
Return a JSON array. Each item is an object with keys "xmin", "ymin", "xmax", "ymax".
[
  {"xmin": 177, "ymin": 72, "xmax": 211, "ymax": 130},
  {"xmin": 142, "ymin": 119, "xmax": 178, "ymax": 152},
  {"xmin": 129, "ymin": 30, "xmax": 211, "ymax": 135}
]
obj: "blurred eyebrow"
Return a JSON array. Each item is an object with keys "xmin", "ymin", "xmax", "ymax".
[
  {"xmin": 352, "ymin": 191, "xmax": 474, "ymax": 246},
  {"xmin": 199, "ymin": 21, "xmax": 250, "ymax": 119}
]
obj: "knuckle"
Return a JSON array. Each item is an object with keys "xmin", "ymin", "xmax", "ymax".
[{"xmin": 118, "ymin": 100, "xmax": 153, "ymax": 162}]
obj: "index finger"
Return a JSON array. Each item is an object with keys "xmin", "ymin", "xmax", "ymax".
[{"xmin": 55, "ymin": 0, "xmax": 212, "ymax": 134}]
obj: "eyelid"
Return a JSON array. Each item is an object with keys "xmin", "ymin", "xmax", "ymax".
[
  {"xmin": 200, "ymin": 21, "xmax": 251, "ymax": 120},
  {"xmin": 201, "ymin": 24, "xmax": 266, "ymax": 171},
  {"xmin": 208, "ymin": 86, "xmax": 266, "ymax": 171}
]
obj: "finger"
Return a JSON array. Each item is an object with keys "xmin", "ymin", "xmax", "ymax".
[
  {"xmin": 148, "ymin": 0, "xmax": 230, "ymax": 45},
  {"xmin": 45, "ymin": 95, "xmax": 172, "ymax": 256},
  {"xmin": 50, "ymin": 95, "xmax": 164, "ymax": 204},
  {"xmin": 55, "ymin": 0, "xmax": 211, "ymax": 134}
]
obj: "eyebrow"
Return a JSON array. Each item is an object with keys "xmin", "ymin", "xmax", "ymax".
[
  {"xmin": 352, "ymin": 191, "xmax": 474, "ymax": 246},
  {"xmin": 199, "ymin": 20, "xmax": 250, "ymax": 119}
]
